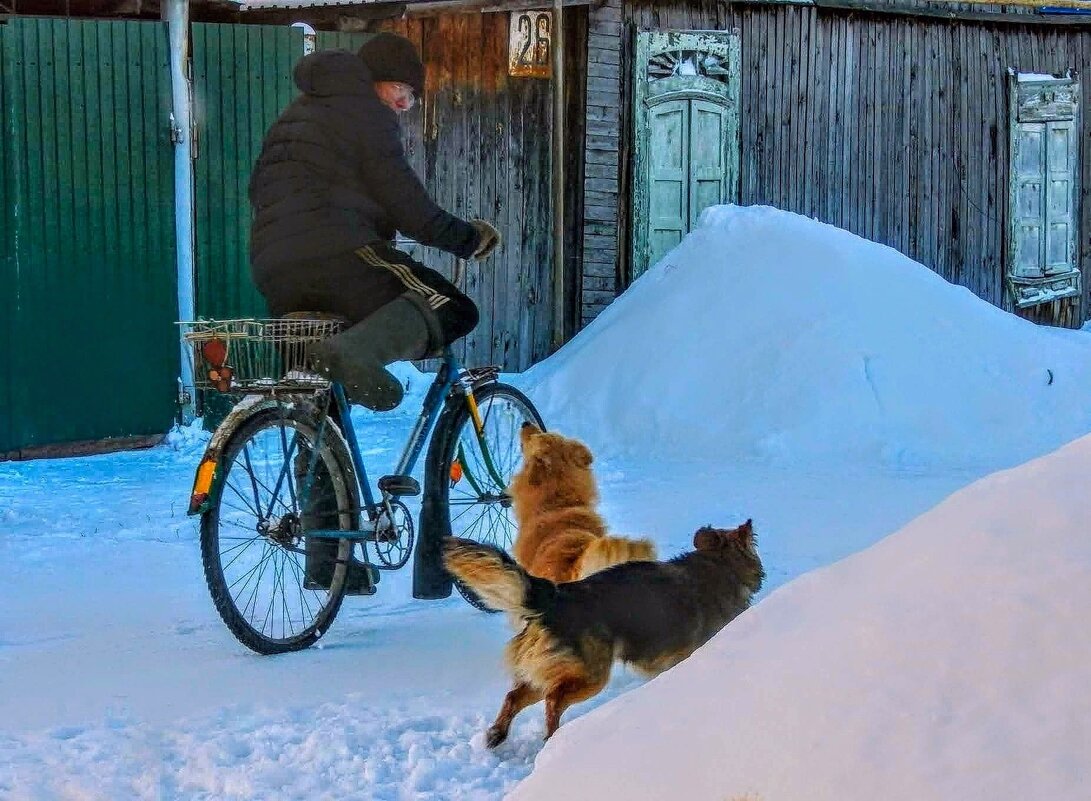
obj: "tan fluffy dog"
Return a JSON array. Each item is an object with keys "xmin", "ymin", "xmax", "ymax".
[{"xmin": 509, "ymin": 423, "xmax": 655, "ymax": 583}]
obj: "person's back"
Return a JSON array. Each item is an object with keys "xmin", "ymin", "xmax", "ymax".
[{"xmin": 249, "ymin": 50, "xmax": 398, "ymax": 273}]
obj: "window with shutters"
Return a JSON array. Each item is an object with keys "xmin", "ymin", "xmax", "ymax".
[{"xmin": 1006, "ymin": 72, "xmax": 1082, "ymax": 308}]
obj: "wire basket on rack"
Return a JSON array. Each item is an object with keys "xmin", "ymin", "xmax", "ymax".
[{"xmin": 178, "ymin": 317, "xmax": 345, "ymax": 394}]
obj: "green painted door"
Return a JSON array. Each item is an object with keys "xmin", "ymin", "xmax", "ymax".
[
  {"xmin": 0, "ymin": 18, "xmax": 177, "ymax": 454},
  {"xmin": 691, "ymin": 99, "xmax": 730, "ymax": 227},
  {"xmin": 648, "ymin": 99, "xmax": 688, "ymax": 265},
  {"xmin": 632, "ymin": 31, "xmax": 740, "ymax": 279}
]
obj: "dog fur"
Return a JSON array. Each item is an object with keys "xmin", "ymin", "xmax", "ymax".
[
  {"xmin": 443, "ymin": 520, "xmax": 765, "ymax": 746},
  {"xmin": 510, "ymin": 423, "xmax": 655, "ymax": 582}
]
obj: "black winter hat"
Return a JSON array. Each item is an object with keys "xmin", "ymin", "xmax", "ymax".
[{"xmin": 358, "ymin": 33, "xmax": 425, "ymax": 96}]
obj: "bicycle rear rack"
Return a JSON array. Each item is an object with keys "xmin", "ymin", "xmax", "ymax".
[{"xmin": 178, "ymin": 317, "xmax": 344, "ymax": 394}]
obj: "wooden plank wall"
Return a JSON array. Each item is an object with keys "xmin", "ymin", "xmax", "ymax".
[
  {"xmin": 582, "ymin": 0, "xmax": 625, "ymax": 326},
  {"xmin": 379, "ymin": 9, "xmax": 587, "ymax": 370},
  {"xmin": 596, "ymin": 0, "xmax": 1091, "ymax": 328}
]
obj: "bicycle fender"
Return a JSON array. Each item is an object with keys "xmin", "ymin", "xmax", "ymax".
[
  {"xmin": 411, "ymin": 400, "xmax": 459, "ymax": 600},
  {"xmin": 186, "ymin": 395, "xmax": 287, "ymax": 516}
]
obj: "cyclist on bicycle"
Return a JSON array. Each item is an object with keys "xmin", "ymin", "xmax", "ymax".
[
  {"xmin": 248, "ymin": 32, "xmax": 501, "ymax": 413},
  {"xmin": 249, "ymin": 33, "xmax": 499, "ymax": 592}
]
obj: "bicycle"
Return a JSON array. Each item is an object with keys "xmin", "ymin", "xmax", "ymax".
[{"xmin": 178, "ymin": 316, "xmax": 544, "ymax": 655}]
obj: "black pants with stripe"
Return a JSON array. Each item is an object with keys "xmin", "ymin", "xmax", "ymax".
[{"xmin": 261, "ymin": 243, "xmax": 479, "ymax": 346}]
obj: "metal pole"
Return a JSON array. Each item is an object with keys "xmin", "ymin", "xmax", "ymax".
[
  {"xmin": 551, "ymin": 0, "xmax": 565, "ymax": 350},
  {"xmin": 165, "ymin": 0, "xmax": 196, "ymax": 423}
]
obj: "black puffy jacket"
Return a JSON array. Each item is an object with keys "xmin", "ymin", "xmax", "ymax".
[{"xmin": 248, "ymin": 50, "xmax": 480, "ymax": 288}]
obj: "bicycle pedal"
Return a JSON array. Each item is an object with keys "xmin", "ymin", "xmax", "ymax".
[
  {"xmin": 343, "ymin": 559, "xmax": 379, "ymax": 596},
  {"xmin": 301, "ymin": 557, "xmax": 378, "ymax": 594},
  {"xmin": 378, "ymin": 474, "xmax": 420, "ymax": 497}
]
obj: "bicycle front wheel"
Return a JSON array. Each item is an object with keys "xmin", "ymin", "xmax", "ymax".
[
  {"xmin": 200, "ymin": 402, "xmax": 359, "ymax": 654},
  {"xmin": 430, "ymin": 382, "xmax": 544, "ymax": 611}
]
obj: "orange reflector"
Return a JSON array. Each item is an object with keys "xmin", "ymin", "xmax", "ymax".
[
  {"xmin": 195, "ymin": 459, "xmax": 216, "ymax": 494},
  {"xmin": 449, "ymin": 460, "xmax": 463, "ymax": 483},
  {"xmin": 189, "ymin": 459, "xmax": 217, "ymax": 513}
]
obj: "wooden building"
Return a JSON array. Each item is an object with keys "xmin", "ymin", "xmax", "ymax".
[
  {"xmin": 0, "ymin": 0, "xmax": 585, "ymax": 455},
  {"xmin": 218, "ymin": 0, "xmax": 1091, "ymax": 331},
  {"xmin": 3, "ymin": 0, "xmax": 1090, "ymax": 456},
  {"xmin": 578, "ymin": 0, "xmax": 1091, "ymax": 330}
]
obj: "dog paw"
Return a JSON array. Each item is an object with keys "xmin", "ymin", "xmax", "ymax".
[{"xmin": 485, "ymin": 726, "xmax": 508, "ymax": 749}]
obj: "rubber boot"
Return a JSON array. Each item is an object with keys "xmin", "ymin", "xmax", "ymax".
[
  {"xmin": 308, "ymin": 296, "xmax": 441, "ymax": 411},
  {"xmin": 298, "ymin": 443, "xmax": 339, "ymax": 590},
  {"xmin": 298, "ymin": 430, "xmax": 375, "ymax": 595}
]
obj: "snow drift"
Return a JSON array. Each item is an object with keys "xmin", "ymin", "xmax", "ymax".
[
  {"xmin": 525, "ymin": 205, "xmax": 1091, "ymax": 467},
  {"xmin": 508, "ymin": 430, "xmax": 1091, "ymax": 801}
]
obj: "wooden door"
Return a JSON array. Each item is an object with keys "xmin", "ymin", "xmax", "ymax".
[{"xmin": 632, "ymin": 30, "xmax": 740, "ymax": 280}]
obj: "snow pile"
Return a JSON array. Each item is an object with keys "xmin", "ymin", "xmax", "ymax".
[
  {"xmin": 526, "ymin": 205, "xmax": 1091, "ymax": 467},
  {"xmin": 163, "ymin": 418, "xmax": 212, "ymax": 454},
  {"xmin": 509, "ymin": 431, "xmax": 1091, "ymax": 801}
]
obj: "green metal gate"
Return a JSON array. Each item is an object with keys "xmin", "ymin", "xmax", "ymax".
[
  {"xmin": 192, "ymin": 23, "xmax": 300, "ymax": 320},
  {"xmin": 0, "ymin": 18, "xmax": 177, "ymax": 455},
  {"xmin": 1, "ymin": 27, "xmax": 12, "ymax": 453},
  {"xmin": 191, "ymin": 24, "xmax": 369, "ymax": 322}
]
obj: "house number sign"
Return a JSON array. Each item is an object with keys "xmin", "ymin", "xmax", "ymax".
[{"xmin": 509, "ymin": 11, "xmax": 552, "ymax": 78}]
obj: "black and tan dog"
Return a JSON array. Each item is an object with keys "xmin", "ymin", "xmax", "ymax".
[{"xmin": 443, "ymin": 520, "xmax": 765, "ymax": 747}]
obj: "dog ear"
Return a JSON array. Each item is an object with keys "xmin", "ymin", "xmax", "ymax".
[
  {"xmin": 733, "ymin": 519, "xmax": 755, "ymax": 547},
  {"xmin": 693, "ymin": 526, "xmax": 720, "ymax": 551},
  {"xmin": 519, "ymin": 422, "xmax": 541, "ymax": 454},
  {"xmin": 570, "ymin": 441, "xmax": 593, "ymax": 468}
]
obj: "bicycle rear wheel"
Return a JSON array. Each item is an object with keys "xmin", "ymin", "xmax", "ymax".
[
  {"xmin": 200, "ymin": 402, "xmax": 359, "ymax": 654},
  {"xmin": 429, "ymin": 382, "xmax": 544, "ymax": 611}
]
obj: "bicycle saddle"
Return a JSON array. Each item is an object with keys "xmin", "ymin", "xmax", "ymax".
[{"xmin": 279, "ymin": 311, "xmax": 349, "ymax": 325}]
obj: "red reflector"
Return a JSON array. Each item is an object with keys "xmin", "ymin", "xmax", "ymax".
[{"xmin": 188, "ymin": 492, "xmax": 209, "ymax": 514}]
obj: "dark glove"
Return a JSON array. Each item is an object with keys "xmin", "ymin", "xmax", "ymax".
[{"xmin": 470, "ymin": 219, "xmax": 501, "ymax": 259}]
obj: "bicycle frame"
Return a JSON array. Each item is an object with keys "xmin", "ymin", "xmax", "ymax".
[
  {"xmin": 187, "ymin": 346, "xmax": 504, "ymax": 531},
  {"xmin": 334, "ymin": 348, "xmax": 463, "ymax": 516}
]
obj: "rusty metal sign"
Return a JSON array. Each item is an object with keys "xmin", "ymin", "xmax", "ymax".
[{"xmin": 509, "ymin": 11, "xmax": 552, "ymax": 78}]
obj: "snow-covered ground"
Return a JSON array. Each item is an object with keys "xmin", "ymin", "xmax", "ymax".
[
  {"xmin": 510, "ymin": 431, "xmax": 1091, "ymax": 801},
  {"xmin": 2, "ymin": 206, "xmax": 1089, "ymax": 799}
]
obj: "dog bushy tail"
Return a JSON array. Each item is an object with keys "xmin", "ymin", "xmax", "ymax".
[
  {"xmin": 577, "ymin": 535, "xmax": 657, "ymax": 580},
  {"xmin": 442, "ymin": 537, "xmax": 556, "ymax": 618}
]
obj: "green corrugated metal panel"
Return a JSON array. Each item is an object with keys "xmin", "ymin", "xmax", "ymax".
[
  {"xmin": 314, "ymin": 31, "xmax": 372, "ymax": 51},
  {"xmin": 1, "ymin": 18, "xmax": 178, "ymax": 453},
  {"xmin": 0, "ymin": 22, "xmax": 13, "ymax": 453},
  {"xmin": 192, "ymin": 23, "xmax": 303, "ymax": 320}
]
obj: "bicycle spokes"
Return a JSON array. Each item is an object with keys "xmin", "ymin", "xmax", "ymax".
[
  {"xmin": 214, "ymin": 418, "xmax": 347, "ymax": 643},
  {"xmin": 446, "ymin": 392, "xmax": 530, "ymax": 550}
]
